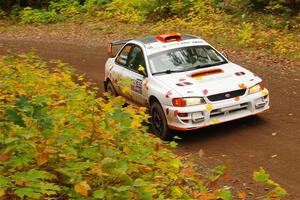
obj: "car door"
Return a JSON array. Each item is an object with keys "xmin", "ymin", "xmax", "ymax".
[
  {"xmin": 112, "ymin": 44, "xmax": 134, "ymax": 97},
  {"xmin": 123, "ymin": 45, "xmax": 148, "ymax": 105}
]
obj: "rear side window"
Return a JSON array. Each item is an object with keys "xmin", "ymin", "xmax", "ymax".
[{"xmin": 115, "ymin": 44, "xmax": 133, "ymax": 66}]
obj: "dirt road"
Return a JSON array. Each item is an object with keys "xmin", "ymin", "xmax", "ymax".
[{"xmin": 1, "ymin": 39, "xmax": 299, "ymax": 199}]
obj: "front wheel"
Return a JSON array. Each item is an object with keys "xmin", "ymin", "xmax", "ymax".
[
  {"xmin": 150, "ymin": 101, "xmax": 173, "ymax": 140},
  {"xmin": 105, "ymin": 80, "xmax": 118, "ymax": 96}
]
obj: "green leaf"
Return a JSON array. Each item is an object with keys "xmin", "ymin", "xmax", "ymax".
[
  {"xmin": 15, "ymin": 187, "xmax": 41, "ymax": 199},
  {"xmin": 0, "ymin": 176, "xmax": 13, "ymax": 188},
  {"xmin": 171, "ymin": 186, "xmax": 183, "ymax": 198},
  {"xmin": 208, "ymin": 165, "xmax": 226, "ymax": 181},
  {"xmin": 101, "ymin": 157, "xmax": 116, "ymax": 171},
  {"xmin": 5, "ymin": 109, "xmax": 25, "ymax": 127},
  {"xmin": 272, "ymin": 187, "xmax": 287, "ymax": 198},
  {"xmin": 116, "ymin": 160, "xmax": 129, "ymax": 172},
  {"xmin": 169, "ymin": 141, "xmax": 178, "ymax": 148},
  {"xmin": 170, "ymin": 159, "xmax": 182, "ymax": 169},
  {"xmin": 133, "ymin": 178, "xmax": 147, "ymax": 187},
  {"xmin": 93, "ymin": 189, "xmax": 105, "ymax": 199},
  {"xmin": 113, "ymin": 186, "xmax": 130, "ymax": 192},
  {"xmin": 13, "ymin": 169, "xmax": 55, "ymax": 182},
  {"xmin": 253, "ymin": 167, "xmax": 269, "ymax": 183},
  {"xmin": 217, "ymin": 189, "xmax": 232, "ymax": 200},
  {"xmin": 173, "ymin": 136, "xmax": 182, "ymax": 140}
]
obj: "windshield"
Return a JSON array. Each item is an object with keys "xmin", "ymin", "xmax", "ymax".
[{"xmin": 149, "ymin": 45, "xmax": 228, "ymax": 75}]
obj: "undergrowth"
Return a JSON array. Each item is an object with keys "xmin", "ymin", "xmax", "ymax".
[
  {"xmin": 0, "ymin": 52, "xmax": 287, "ymax": 199},
  {"xmin": 0, "ymin": 0, "xmax": 299, "ymax": 61}
]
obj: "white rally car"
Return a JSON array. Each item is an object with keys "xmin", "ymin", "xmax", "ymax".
[{"xmin": 104, "ymin": 32, "xmax": 269, "ymax": 140}]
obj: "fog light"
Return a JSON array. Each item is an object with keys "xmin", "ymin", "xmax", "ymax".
[
  {"xmin": 255, "ymin": 97, "xmax": 267, "ymax": 109},
  {"xmin": 192, "ymin": 112, "xmax": 205, "ymax": 123},
  {"xmin": 182, "ymin": 119, "xmax": 189, "ymax": 123}
]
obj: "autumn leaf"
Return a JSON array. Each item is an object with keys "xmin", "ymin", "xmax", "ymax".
[
  {"xmin": 36, "ymin": 153, "xmax": 50, "ymax": 166},
  {"xmin": 74, "ymin": 181, "xmax": 91, "ymax": 197},
  {"xmin": 0, "ymin": 151, "xmax": 12, "ymax": 162},
  {"xmin": 237, "ymin": 190, "xmax": 246, "ymax": 200},
  {"xmin": 0, "ymin": 188, "xmax": 5, "ymax": 197}
]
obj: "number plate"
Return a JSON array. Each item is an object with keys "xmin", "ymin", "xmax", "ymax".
[{"xmin": 220, "ymin": 105, "xmax": 241, "ymax": 112}]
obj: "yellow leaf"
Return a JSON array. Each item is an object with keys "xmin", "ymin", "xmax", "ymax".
[
  {"xmin": 74, "ymin": 181, "xmax": 91, "ymax": 197},
  {"xmin": 36, "ymin": 153, "xmax": 49, "ymax": 166},
  {"xmin": 131, "ymin": 121, "xmax": 140, "ymax": 129},
  {"xmin": 0, "ymin": 188, "xmax": 6, "ymax": 197},
  {"xmin": 121, "ymin": 86, "xmax": 131, "ymax": 95},
  {"xmin": 237, "ymin": 190, "xmax": 246, "ymax": 200},
  {"xmin": 89, "ymin": 165, "xmax": 102, "ymax": 176}
]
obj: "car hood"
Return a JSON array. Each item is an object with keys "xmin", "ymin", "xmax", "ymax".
[{"xmin": 153, "ymin": 63, "xmax": 260, "ymax": 97}]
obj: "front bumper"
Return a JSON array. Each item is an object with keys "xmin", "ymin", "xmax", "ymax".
[{"xmin": 163, "ymin": 89, "xmax": 270, "ymax": 131}]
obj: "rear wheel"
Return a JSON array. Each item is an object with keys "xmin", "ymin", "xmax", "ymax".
[
  {"xmin": 150, "ymin": 101, "xmax": 172, "ymax": 140},
  {"xmin": 105, "ymin": 80, "xmax": 118, "ymax": 96}
]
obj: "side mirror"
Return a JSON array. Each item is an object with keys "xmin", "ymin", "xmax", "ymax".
[
  {"xmin": 221, "ymin": 51, "xmax": 229, "ymax": 59},
  {"xmin": 138, "ymin": 65, "xmax": 147, "ymax": 77},
  {"xmin": 107, "ymin": 43, "xmax": 113, "ymax": 58}
]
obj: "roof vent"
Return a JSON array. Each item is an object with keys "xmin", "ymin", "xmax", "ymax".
[{"xmin": 156, "ymin": 32, "xmax": 182, "ymax": 43}]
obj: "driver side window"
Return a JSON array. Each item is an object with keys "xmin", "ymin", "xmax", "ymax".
[{"xmin": 127, "ymin": 46, "xmax": 146, "ymax": 75}]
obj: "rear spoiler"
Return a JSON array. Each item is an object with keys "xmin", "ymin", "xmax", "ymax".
[{"xmin": 107, "ymin": 39, "xmax": 132, "ymax": 58}]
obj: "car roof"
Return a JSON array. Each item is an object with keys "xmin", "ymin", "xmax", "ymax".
[{"xmin": 135, "ymin": 34, "xmax": 199, "ymax": 45}]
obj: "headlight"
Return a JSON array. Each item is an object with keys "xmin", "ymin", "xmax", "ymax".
[
  {"xmin": 249, "ymin": 83, "xmax": 263, "ymax": 94},
  {"xmin": 172, "ymin": 98, "xmax": 205, "ymax": 107}
]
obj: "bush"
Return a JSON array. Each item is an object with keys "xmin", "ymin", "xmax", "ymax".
[
  {"xmin": 20, "ymin": 7, "xmax": 58, "ymax": 23},
  {"xmin": 237, "ymin": 22, "xmax": 255, "ymax": 46},
  {"xmin": 9, "ymin": 4, "xmax": 22, "ymax": 18},
  {"xmin": 99, "ymin": 0, "xmax": 159, "ymax": 23},
  {"xmin": 0, "ymin": 52, "xmax": 238, "ymax": 199},
  {"xmin": 0, "ymin": 8, "xmax": 5, "ymax": 18}
]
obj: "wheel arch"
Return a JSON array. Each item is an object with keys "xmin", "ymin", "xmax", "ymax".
[{"xmin": 148, "ymin": 95, "xmax": 160, "ymax": 107}]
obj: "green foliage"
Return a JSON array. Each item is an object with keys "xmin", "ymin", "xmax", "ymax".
[
  {"xmin": 0, "ymin": 9, "xmax": 5, "ymax": 18},
  {"xmin": 99, "ymin": 0, "xmax": 159, "ymax": 23},
  {"xmin": 20, "ymin": 7, "xmax": 58, "ymax": 23},
  {"xmin": 237, "ymin": 22, "xmax": 255, "ymax": 46},
  {"xmin": 0, "ymin": 52, "xmax": 234, "ymax": 199},
  {"xmin": 253, "ymin": 167, "xmax": 287, "ymax": 199},
  {"xmin": 49, "ymin": 0, "xmax": 81, "ymax": 18},
  {"xmin": 2, "ymin": 0, "xmax": 300, "ymax": 62},
  {"xmin": 9, "ymin": 4, "xmax": 22, "ymax": 18}
]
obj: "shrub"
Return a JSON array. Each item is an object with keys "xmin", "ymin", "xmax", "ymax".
[
  {"xmin": 9, "ymin": 4, "xmax": 22, "ymax": 18},
  {"xmin": 99, "ymin": 0, "xmax": 159, "ymax": 23},
  {"xmin": 0, "ymin": 52, "xmax": 236, "ymax": 199},
  {"xmin": 237, "ymin": 22, "xmax": 255, "ymax": 46},
  {"xmin": 20, "ymin": 7, "xmax": 58, "ymax": 23},
  {"xmin": 49, "ymin": 0, "xmax": 82, "ymax": 18},
  {"xmin": 0, "ymin": 9, "xmax": 5, "ymax": 18}
]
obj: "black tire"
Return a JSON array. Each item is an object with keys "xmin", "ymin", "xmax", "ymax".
[
  {"xmin": 150, "ymin": 101, "xmax": 173, "ymax": 140},
  {"xmin": 105, "ymin": 80, "xmax": 118, "ymax": 96}
]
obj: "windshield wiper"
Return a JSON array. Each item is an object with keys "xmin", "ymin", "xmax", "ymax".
[
  {"xmin": 194, "ymin": 61, "xmax": 227, "ymax": 69},
  {"xmin": 152, "ymin": 69, "xmax": 185, "ymax": 75}
]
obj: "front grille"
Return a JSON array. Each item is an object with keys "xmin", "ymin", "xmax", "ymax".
[
  {"xmin": 210, "ymin": 103, "xmax": 249, "ymax": 117},
  {"xmin": 207, "ymin": 89, "xmax": 246, "ymax": 102}
]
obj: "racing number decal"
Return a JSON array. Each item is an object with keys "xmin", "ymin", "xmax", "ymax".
[{"xmin": 131, "ymin": 79, "xmax": 143, "ymax": 94}]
